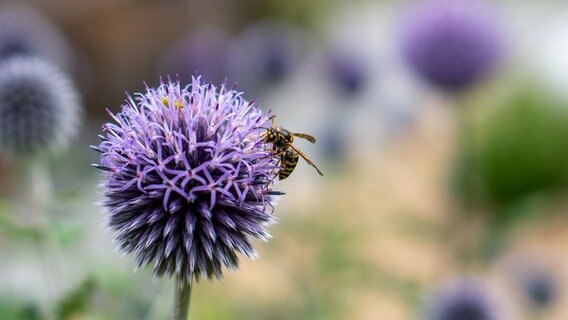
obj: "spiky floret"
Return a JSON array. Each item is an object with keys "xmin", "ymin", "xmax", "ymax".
[
  {"xmin": 0, "ymin": 56, "xmax": 81, "ymax": 155},
  {"xmin": 96, "ymin": 77, "xmax": 282, "ymax": 284}
]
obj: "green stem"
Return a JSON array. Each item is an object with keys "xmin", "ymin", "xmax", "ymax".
[
  {"xmin": 21, "ymin": 159, "xmax": 56, "ymax": 320},
  {"xmin": 455, "ymin": 92, "xmax": 477, "ymax": 209},
  {"xmin": 21, "ymin": 159, "xmax": 51, "ymax": 228},
  {"xmin": 449, "ymin": 92, "xmax": 479, "ymax": 269},
  {"xmin": 173, "ymin": 279, "xmax": 192, "ymax": 320}
]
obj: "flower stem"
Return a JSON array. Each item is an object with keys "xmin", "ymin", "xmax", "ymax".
[
  {"xmin": 173, "ymin": 279, "xmax": 192, "ymax": 320},
  {"xmin": 450, "ymin": 92, "xmax": 479, "ymax": 269},
  {"xmin": 21, "ymin": 159, "xmax": 56, "ymax": 320}
]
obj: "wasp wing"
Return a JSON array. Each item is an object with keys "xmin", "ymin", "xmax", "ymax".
[
  {"xmin": 292, "ymin": 133, "xmax": 316, "ymax": 143},
  {"xmin": 286, "ymin": 143, "xmax": 324, "ymax": 176}
]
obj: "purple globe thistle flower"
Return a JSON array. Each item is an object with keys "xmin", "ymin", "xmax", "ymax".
[
  {"xmin": 510, "ymin": 261, "xmax": 558, "ymax": 309},
  {"xmin": 0, "ymin": 57, "xmax": 81, "ymax": 156},
  {"xmin": 156, "ymin": 28, "xmax": 230, "ymax": 86},
  {"xmin": 94, "ymin": 77, "xmax": 282, "ymax": 284},
  {"xmin": 400, "ymin": 0, "xmax": 504, "ymax": 91},
  {"xmin": 325, "ymin": 48, "xmax": 368, "ymax": 95},
  {"xmin": 522, "ymin": 271, "xmax": 556, "ymax": 308},
  {"xmin": 0, "ymin": 6, "xmax": 73, "ymax": 69},
  {"xmin": 424, "ymin": 277, "xmax": 506, "ymax": 320},
  {"xmin": 227, "ymin": 20, "xmax": 308, "ymax": 92}
]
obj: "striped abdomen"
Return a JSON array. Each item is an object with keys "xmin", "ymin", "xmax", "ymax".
[{"xmin": 279, "ymin": 150, "xmax": 299, "ymax": 180}]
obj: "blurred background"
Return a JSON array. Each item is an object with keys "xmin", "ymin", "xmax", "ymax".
[{"xmin": 0, "ymin": 0, "xmax": 568, "ymax": 319}]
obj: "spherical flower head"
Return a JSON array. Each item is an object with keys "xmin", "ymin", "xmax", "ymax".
[
  {"xmin": 96, "ymin": 77, "xmax": 282, "ymax": 284},
  {"xmin": 0, "ymin": 57, "xmax": 81, "ymax": 156},
  {"xmin": 0, "ymin": 6, "xmax": 73, "ymax": 69},
  {"xmin": 424, "ymin": 278, "xmax": 505, "ymax": 320},
  {"xmin": 401, "ymin": 0, "xmax": 504, "ymax": 92}
]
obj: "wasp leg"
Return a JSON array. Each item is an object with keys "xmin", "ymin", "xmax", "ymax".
[
  {"xmin": 269, "ymin": 157, "xmax": 283, "ymax": 178},
  {"xmin": 259, "ymin": 148, "xmax": 284, "ymax": 160},
  {"xmin": 261, "ymin": 157, "xmax": 282, "ymax": 193}
]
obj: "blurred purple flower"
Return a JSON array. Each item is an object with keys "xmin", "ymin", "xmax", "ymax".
[
  {"xmin": 424, "ymin": 277, "xmax": 504, "ymax": 320},
  {"xmin": 523, "ymin": 272, "xmax": 556, "ymax": 308},
  {"xmin": 95, "ymin": 77, "xmax": 282, "ymax": 284},
  {"xmin": 228, "ymin": 20, "xmax": 308, "ymax": 92},
  {"xmin": 156, "ymin": 28, "xmax": 230, "ymax": 85},
  {"xmin": 0, "ymin": 6, "xmax": 73, "ymax": 70},
  {"xmin": 0, "ymin": 57, "xmax": 81, "ymax": 155},
  {"xmin": 320, "ymin": 124, "xmax": 345, "ymax": 161},
  {"xmin": 325, "ymin": 49, "xmax": 367, "ymax": 95},
  {"xmin": 513, "ymin": 262, "xmax": 558, "ymax": 309},
  {"xmin": 401, "ymin": 0, "xmax": 504, "ymax": 91}
]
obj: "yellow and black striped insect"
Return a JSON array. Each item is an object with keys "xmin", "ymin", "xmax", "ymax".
[{"xmin": 261, "ymin": 116, "xmax": 324, "ymax": 180}]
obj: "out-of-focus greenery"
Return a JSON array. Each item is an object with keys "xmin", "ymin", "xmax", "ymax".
[
  {"xmin": 455, "ymin": 86, "xmax": 568, "ymax": 210},
  {"xmin": 247, "ymin": 0, "xmax": 338, "ymax": 29},
  {"xmin": 55, "ymin": 277, "xmax": 96, "ymax": 319}
]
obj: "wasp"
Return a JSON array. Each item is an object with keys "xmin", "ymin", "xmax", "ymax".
[{"xmin": 261, "ymin": 115, "xmax": 324, "ymax": 180}]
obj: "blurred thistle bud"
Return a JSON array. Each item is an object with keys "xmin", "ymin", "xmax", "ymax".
[
  {"xmin": 522, "ymin": 270, "xmax": 556, "ymax": 309},
  {"xmin": 95, "ymin": 77, "xmax": 282, "ymax": 284},
  {"xmin": 0, "ymin": 57, "xmax": 81, "ymax": 156},
  {"xmin": 320, "ymin": 124, "xmax": 346, "ymax": 161},
  {"xmin": 508, "ymin": 257, "xmax": 559, "ymax": 310},
  {"xmin": 400, "ymin": 0, "xmax": 504, "ymax": 92},
  {"xmin": 0, "ymin": 6, "xmax": 73, "ymax": 69},
  {"xmin": 325, "ymin": 48, "xmax": 368, "ymax": 95},
  {"xmin": 156, "ymin": 28, "xmax": 230, "ymax": 86},
  {"xmin": 424, "ymin": 277, "xmax": 508, "ymax": 320},
  {"xmin": 228, "ymin": 20, "xmax": 308, "ymax": 92}
]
